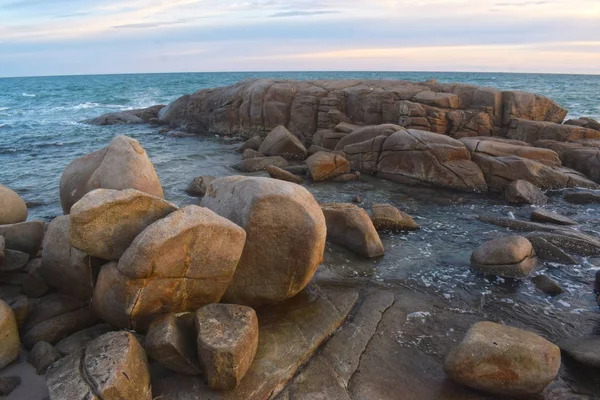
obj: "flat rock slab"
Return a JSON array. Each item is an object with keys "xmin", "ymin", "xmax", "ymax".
[
  {"xmin": 152, "ymin": 285, "xmax": 359, "ymax": 400},
  {"xmin": 531, "ymin": 209, "xmax": 577, "ymax": 226}
]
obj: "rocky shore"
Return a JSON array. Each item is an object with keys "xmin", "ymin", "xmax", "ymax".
[{"xmin": 1, "ymin": 78, "xmax": 600, "ymax": 399}]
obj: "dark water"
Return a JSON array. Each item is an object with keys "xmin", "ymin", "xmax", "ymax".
[{"xmin": 2, "ymin": 72, "xmax": 600, "ymax": 378}]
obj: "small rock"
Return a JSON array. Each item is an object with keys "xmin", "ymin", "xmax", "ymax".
[
  {"xmin": 28, "ymin": 341, "xmax": 62, "ymax": 374},
  {"xmin": 258, "ymin": 125, "xmax": 307, "ymax": 160},
  {"xmin": 471, "ymin": 236, "xmax": 537, "ymax": 278},
  {"xmin": 55, "ymin": 323, "xmax": 115, "ymax": 356},
  {"xmin": 352, "ymin": 195, "xmax": 361, "ymax": 204},
  {"xmin": 265, "ymin": 165, "xmax": 304, "ymax": 184},
  {"xmin": 444, "ymin": 321, "xmax": 560, "ymax": 396},
  {"xmin": 530, "ymin": 209, "xmax": 577, "ymax": 226},
  {"xmin": 371, "ymin": 204, "xmax": 419, "ymax": 231},
  {"xmin": 0, "ymin": 184, "xmax": 28, "ymax": 225},
  {"xmin": 195, "ymin": 304, "xmax": 259, "ymax": 390},
  {"xmin": 564, "ymin": 191, "xmax": 600, "ymax": 204},
  {"xmin": 145, "ymin": 312, "xmax": 201, "ymax": 375},
  {"xmin": 236, "ymin": 136, "xmax": 263, "ymax": 153},
  {"xmin": 242, "ymin": 149, "xmax": 265, "ymax": 160},
  {"xmin": 185, "ymin": 175, "xmax": 215, "ymax": 197},
  {"xmin": 0, "ymin": 299, "xmax": 20, "ymax": 369},
  {"xmin": 0, "ymin": 221, "xmax": 45, "ymax": 256},
  {"xmin": 531, "ymin": 275, "xmax": 564, "ymax": 296},
  {"xmin": 557, "ymin": 336, "xmax": 600, "ymax": 368},
  {"xmin": 0, "ymin": 249, "xmax": 29, "ymax": 272},
  {"xmin": 233, "ymin": 156, "xmax": 289, "ymax": 172},
  {"xmin": 504, "ymin": 180, "xmax": 548, "ymax": 205},
  {"xmin": 306, "ymin": 152, "xmax": 350, "ymax": 181},
  {"xmin": 321, "ymin": 203, "xmax": 384, "ymax": 258},
  {"xmin": 0, "ymin": 376, "xmax": 21, "ymax": 396},
  {"xmin": 332, "ymin": 171, "xmax": 361, "ymax": 182}
]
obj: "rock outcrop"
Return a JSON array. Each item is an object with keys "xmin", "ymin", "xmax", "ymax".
[
  {"xmin": 202, "ymin": 176, "xmax": 326, "ymax": 306},
  {"xmin": 460, "ymin": 136, "xmax": 561, "ymax": 166},
  {"xmin": 0, "ymin": 184, "xmax": 27, "ymax": 225},
  {"xmin": 85, "ymin": 105, "xmax": 164, "ymax": 125},
  {"xmin": 59, "ymin": 135, "xmax": 164, "ymax": 214}
]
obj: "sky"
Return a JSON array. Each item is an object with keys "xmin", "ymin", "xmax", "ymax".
[{"xmin": 1, "ymin": 0, "xmax": 600, "ymax": 77}]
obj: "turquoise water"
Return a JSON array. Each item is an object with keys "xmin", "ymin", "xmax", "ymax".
[{"xmin": 1, "ymin": 71, "xmax": 599, "ymax": 219}]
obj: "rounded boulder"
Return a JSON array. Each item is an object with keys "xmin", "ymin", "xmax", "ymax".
[{"xmin": 0, "ymin": 184, "xmax": 27, "ymax": 225}]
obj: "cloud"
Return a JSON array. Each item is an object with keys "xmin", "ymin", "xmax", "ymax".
[
  {"xmin": 113, "ymin": 20, "xmax": 187, "ymax": 29},
  {"xmin": 268, "ymin": 10, "xmax": 338, "ymax": 17}
]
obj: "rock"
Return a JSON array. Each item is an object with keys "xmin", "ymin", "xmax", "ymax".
[
  {"xmin": 564, "ymin": 191, "xmax": 600, "ymax": 204},
  {"xmin": 23, "ymin": 307, "xmax": 98, "ymax": 348},
  {"xmin": 236, "ymin": 136, "xmax": 263, "ymax": 153},
  {"xmin": 334, "ymin": 122, "xmax": 359, "ymax": 133},
  {"xmin": 40, "ymin": 216, "xmax": 104, "ymax": 301},
  {"xmin": 370, "ymin": 204, "xmax": 419, "ymax": 231},
  {"xmin": 195, "ymin": 304, "xmax": 259, "ymax": 390},
  {"xmin": 502, "ymin": 91, "xmax": 567, "ymax": 125},
  {"xmin": 158, "ymin": 95, "xmax": 190, "ymax": 126},
  {"xmin": 0, "ymin": 249, "xmax": 28, "ymax": 272},
  {"xmin": 531, "ymin": 275, "xmax": 565, "ymax": 296},
  {"xmin": 0, "ymin": 221, "xmax": 44, "ymax": 256},
  {"xmin": 308, "ymin": 144, "xmax": 332, "ymax": 155},
  {"xmin": 92, "ymin": 205, "xmax": 246, "ymax": 331},
  {"xmin": 504, "ymin": 180, "xmax": 548, "ymax": 205},
  {"xmin": 233, "ymin": 156, "xmax": 289, "ymax": 172},
  {"xmin": 202, "ymin": 176, "xmax": 326, "ymax": 306},
  {"xmin": 185, "ymin": 175, "xmax": 215, "ymax": 197},
  {"xmin": 460, "ymin": 136, "xmax": 561, "ymax": 166},
  {"xmin": 473, "ymin": 154, "xmax": 598, "ymax": 192},
  {"xmin": 55, "ymin": 323, "xmax": 115, "ymax": 356},
  {"xmin": 528, "ymin": 236, "xmax": 578, "ymax": 265},
  {"xmin": 531, "ymin": 209, "xmax": 577, "ymax": 226},
  {"xmin": 282, "ymin": 164, "xmax": 308, "ymax": 176},
  {"xmin": 266, "ymin": 164, "xmax": 304, "ymax": 184},
  {"xmin": 471, "ymin": 236, "xmax": 537, "ymax": 278},
  {"xmin": 333, "ymin": 172, "xmax": 361, "ymax": 182},
  {"xmin": 444, "ymin": 321, "xmax": 560, "ymax": 396},
  {"xmin": 527, "ymin": 231, "xmax": 600, "ymax": 257},
  {"xmin": 145, "ymin": 312, "xmax": 201, "ymax": 375},
  {"xmin": 59, "ymin": 135, "xmax": 164, "ymax": 214},
  {"xmin": 46, "ymin": 331, "xmax": 152, "ymax": 400},
  {"xmin": 0, "ymin": 236, "xmax": 4, "ymax": 265},
  {"xmin": 85, "ymin": 105, "xmax": 164, "ymax": 125},
  {"xmin": 321, "ymin": 203, "xmax": 384, "ymax": 258},
  {"xmin": 508, "ymin": 118, "xmax": 600, "ymax": 144},
  {"xmin": 535, "ymin": 139, "xmax": 600, "ymax": 183},
  {"xmin": 320, "ymin": 130, "xmax": 349, "ymax": 150},
  {"xmin": 0, "ymin": 299, "xmax": 19, "ymax": 369},
  {"xmin": 0, "ymin": 377, "xmax": 21, "ymax": 396},
  {"xmin": 69, "ymin": 188, "xmax": 178, "ymax": 260},
  {"xmin": 343, "ymin": 135, "xmax": 389, "ymax": 174},
  {"xmin": 22, "ymin": 259, "xmax": 49, "ymax": 298},
  {"xmin": 352, "ymin": 195, "xmax": 361, "ymax": 204},
  {"xmin": 557, "ymin": 336, "xmax": 600, "ymax": 368},
  {"xmin": 242, "ymin": 149, "xmax": 265, "ymax": 160},
  {"xmin": 4, "ymin": 294, "xmax": 29, "ymax": 327},
  {"xmin": 377, "ymin": 129, "xmax": 488, "ymax": 192},
  {"xmin": 258, "ymin": 125, "xmax": 307, "ymax": 160},
  {"xmin": 28, "ymin": 341, "xmax": 61, "ymax": 374},
  {"xmin": 565, "ymin": 116, "xmax": 600, "ymax": 131},
  {"xmin": 0, "ymin": 184, "xmax": 27, "ymax": 225},
  {"xmin": 335, "ymin": 124, "xmax": 401, "ymax": 151},
  {"xmin": 306, "ymin": 151, "xmax": 351, "ymax": 181}
]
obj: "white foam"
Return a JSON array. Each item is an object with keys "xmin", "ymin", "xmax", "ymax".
[{"xmin": 22, "ymin": 93, "xmax": 36, "ymax": 97}]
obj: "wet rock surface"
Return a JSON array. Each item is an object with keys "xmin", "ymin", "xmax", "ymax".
[{"xmin": 471, "ymin": 236, "xmax": 537, "ymax": 278}]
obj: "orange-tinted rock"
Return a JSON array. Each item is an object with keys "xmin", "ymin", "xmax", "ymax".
[{"xmin": 306, "ymin": 151, "xmax": 351, "ymax": 181}]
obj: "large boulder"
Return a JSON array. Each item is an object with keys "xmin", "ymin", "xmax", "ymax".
[
  {"xmin": 46, "ymin": 331, "xmax": 151, "ymax": 400},
  {"xmin": 504, "ymin": 180, "xmax": 548, "ymax": 205},
  {"xmin": 40, "ymin": 216, "xmax": 104, "ymax": 301},
  {"xmin": 0, "ymin": 184, "xmax": 27, "ymax": 225},
  {"xmin": 508, "ymin": 118, "xmax": 600, "ymax": 144},
  {"xmin": 92, "ymin": 205, "xmax": 246, "ymax": 331},
  {"xmin": 444, "ymin": 321, "xmax": 560, "ymax": 396},
  {"xmin": 471, "ymin": 236, "xmax": 537, "ymax": 278},
  {"xmin": 377, "ymin": 129, "xmax": 488, "ymax": 192},
  {"xmin": 59, "ymin": 135, "xmax": 164, "ymax": 214},
  {"xmin": 460, "ymin": 136, "xmax": 561, "ymax": 167},
  {"xmin": 258, "ymin": 125, "xmax": 307, "ymax": 160},
  {"xmin": 195, "ymin": 304, "xmax": 259, "ymax": 390},
  {"xmin": 202, "ymin": 176, "xmax": 326, "ymax": 306},
  {"xmin": 69, "ymin": 189, "xmax": 178, "ymax": 260},
  {"xmin": 321, "ymin": 203, "xmax": 384, "ymax": 258},
  {"xmin": 306, "ymin": 151, "xmax": 351, "ymax": 181},
  {"xmin": 0, "ymin": 299, "xmax": 20, "ymax": 369},
  {"xmin": 0, "ymin": 221, "xmax": 44, "ymax": 256}
]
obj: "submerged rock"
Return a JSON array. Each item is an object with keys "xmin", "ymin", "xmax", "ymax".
[
  {"xmin": 306, "ymin": 151, "xmax": 351, "ymax": 181},
  {"xmin": 444, "ymin": 321, "xmax": 560, "ymax": 396},
  {"xmin": 504, "ymin": 180, "xmax": 547, "ymax": 205},
  {"xmin": 531, "ymin": 274, "xmax": 565, "ymax": 296},
  {"xmin": 370, "ymin": 204, "xmax": 419, "ymax": 231},
  {"xmin": 0, "ymin": 299, "xmax": 20, "ymax": 369},
  {"xmin": 471, "ymin": 236, "xmax": 537, "ymax": 278},
  {"xmin": 0, "ymin": 184, "xmax": 27, "ymax": 225}
]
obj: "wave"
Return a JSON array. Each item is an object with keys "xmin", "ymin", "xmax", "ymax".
[
  {"xmin": 22, "ymin": 93, "xmax": 36, "ymax": 97},
  {"xmin": 0, "ymin": 107, "xmax": 8, "ymax": 111}
]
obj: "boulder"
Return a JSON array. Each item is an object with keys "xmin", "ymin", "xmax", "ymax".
[
  {"xmin": 22, "ymin": 259, "xmax": 49, "ymax": 298},
  {"xmin": 185, "ymin": 176, "xmax": 215, "ymax": 197},
  {"xmin": 508, "ymin": 118, "xmax": 600, "ymax": 144},
  {"xmin": 444, "ymin": 321, "xmax": 560, "ymax": 396},
  {"xmin": 23, "ymin": 307, "xmax": 98, "ymax": 348},
  {"xmin": 145, "ymin": 312, "xmax": 201, "ymax": 375},
  {"xmin": 564, "ymin": 191, "xmax": 600, "ymax": 204},
  {"xmin": 530, "ymin": 209, "xmax": 577, "ymax": 226},
  {"xmin": 320, "ymin": 130, "xmax": 349, "ymax": 150},
  {"xmin": 69, "ymin": 188, "xmax": 178, "ymax": 260},
  {"xmin": 333, "ymin": 171, "xmax": 361, "ymax": 182},
  {"xmin": 528, "ymin": 236, "xmax": 578, "ymax": 265},
  {"xmin": 258, "ymin": 126, "xmax": 307, "ymax": 160},
  {"xmin": 59, "ymin": 135, "xmax": 164, "ymax": 214},
  {"xmin": 370, "ymin": 204, "xmax": 419, "ymax": 231},
  {"xmin": 46, "ymin": 331, "xmax": 152, "ymax": 400},
  {"xmin": 460, "ymin": 136, "xmax": 561, "ymax": 166},
  {"xmin": 202, "ymin": 176, "xmax": 326, "ymax": 306},
  {"xmin": 526, "ymin": 231, "xmax": 600, "ymax": 257},
  {"xmin": 85, "ymin": 105, "xmax": 164, "ymax": 125},
  {"xmin": 565, "ymin": 116, "xmax": 600, "ymax": 131},
  {"xmin": 265, "ymin": 164, "xmax": 304, "ymax": 184},
  {"xmin": 92, "ymin": 205, "xmax": 246, "ymax": 331},
  {"xmin": 28, "ymin": 341, "xmax": 61, "ymax": 374},
  {"xmin": 377, "ymin": 129, "xmax": 488, "ymax": 192},
  {"xmin": 531, "ymin": 275, "xmax": 564, "ymax": 296},
  {"xmin": 0, "ymin": 377, "xmax": 20, "ymax": 396},
  {"xmin": 0, "ymin": 299, "xmax": 19, "ymax": 369},
  {"xmin": 557, "ymin": 336, "xmax": 600, "ymax": 368},
  {"xmin": 306, "ymin": 151, "xmax": 351, "ymax": 181},
  {"xmin": 504, "ymin": 180, "xmax": 547, "ymax": 205},
  {"xmin": 4, "ymin": 294, "xmax": 30, "ymax": 327},
  {"xmin": 236, "ymin": 136, "xmax": 263, "ymax": 153},
  {"xmin": 471, "ymin": 236, "xmax": 537, "ymax": 278},
  {"xmin": 0, "ymin": 221, "xmax": 44, "ymax": 256},
  {"xmin": 55, "ymin": 323, "xmax": 115, "ymax": 356},
  {"xmin": 233, "ymin": 156, "xmax": 288, "ymax": 172},
  {"xmin": 0, "ymin": 249, "xmax": 28, "ymax": 272},
  {"xmin": 283, "ymin": 164, "xmax": 308, "ymax": 176},
  {"xmin": 40, "ymin": 216, "xmax": 104, "ymax": 301},
  {"xmin": 0, "ymin": 184, "xmax": 27, "ymax": 225},
  {"xmin": 241, "ymin": 149, "xmax": 264, "ymax": 160},
  {"xmin": 158, "ymin": 95, "xmax": 190, "ymax": 126},
  {"xmin": 321, "ymin": 203, "xmax": 384, "ymax": 258},
  {"xmin": 502, "ymin": 91, "xmax": 568, "ymax": 125},
  {"xmin": 195, "ymin": 304, "xmax": 259, "ymax": 390}
]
